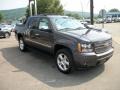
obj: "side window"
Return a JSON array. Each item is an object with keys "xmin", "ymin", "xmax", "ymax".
[
  {"xmin": 38, "ymin": 18, "xmax": 50, "ymax": 30},
  {"xmin": 28, "ymin": 17, "xmax": 39, "ymax": 29}
]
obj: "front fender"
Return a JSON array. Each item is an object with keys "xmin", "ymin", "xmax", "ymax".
[{"xmin": 55, "ymin": 38, "xmax": 78, "ymax": 52}]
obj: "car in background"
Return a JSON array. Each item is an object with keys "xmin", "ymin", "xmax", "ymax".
[
  {"xmin": 84, "ymin": 19, "xmax": 91, "ymax": 24},
  {"xmin": 77, "ymin": 20, "xmax": 88, "ymax": 25},
  {"xmin": 112, "ymin": 17, "xmax": 120, "ymax": 22},
  {"xmin": 116, "ymin": 17, "xmax": 120, "ymax": 22},
  {"xmin": 0, "ymin": 24, "xmax": 11, "ymax": 38},
  {"xmin": 11, "ymin": 24, "xmax": 16, "ymax": 32},
  {"xmin": 105, "ymin": 18, "xmax": 112, "ymax": 23},
  {"xmin": 96, "ymin": 18, "xmax": 104, "ymax": 24}
]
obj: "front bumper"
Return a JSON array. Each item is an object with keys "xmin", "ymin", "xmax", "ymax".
[
  {"xmin": 73, "ymin": 48, "xmax": 114, "ymax": 67},
  {"xmin": 0, "ymin": 31, "xmax": 5, "ymax": 37}
]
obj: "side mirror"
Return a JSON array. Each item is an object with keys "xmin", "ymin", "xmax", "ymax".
[
  {"xmin": 29, "ymin": 25, "xmax": 37, "ymax": 29},
  {"xmin": 47, "ymin": 29, "xmax": 52, "ymax": 33}
]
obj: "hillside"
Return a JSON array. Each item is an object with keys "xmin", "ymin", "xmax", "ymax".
[
  {"xmin": 64, "ymin": 10, "xmax": 90, "ymax": 18},
  {"xmin": 0, "ymin": 8, "xmax": 97, "ymax": 21},
  {"xmin": 0, "ymin": 8, "xmax": 26, "ymax": 20}
]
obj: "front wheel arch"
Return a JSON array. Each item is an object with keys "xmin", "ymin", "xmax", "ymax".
[{"xmin": 54, "ymin": 44, "xmax": 73, "ymax": 55}]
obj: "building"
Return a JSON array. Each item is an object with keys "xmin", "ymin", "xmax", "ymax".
[{"xmin": 106, "ymin": 12, "xmax": 120, "ymax": 18}]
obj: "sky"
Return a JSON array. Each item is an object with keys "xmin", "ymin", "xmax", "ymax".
[{"xmin": 0, "ymin": 0, "xmax": 120, "ymax": 13}]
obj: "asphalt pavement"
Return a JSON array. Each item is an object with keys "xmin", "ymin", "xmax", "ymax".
[{"xmin": 96, "ymin": 23, "xmax": 120, "ymax": 44}]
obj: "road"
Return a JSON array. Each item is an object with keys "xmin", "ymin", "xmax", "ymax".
[{"xmin": 0, "ymin": 23, "xmax": 120, "ymax": 90}]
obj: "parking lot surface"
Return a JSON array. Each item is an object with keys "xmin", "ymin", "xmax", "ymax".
[
  {"xmin": 96, "ymin": 23, "xmax": 120, "ymax": 44},
  {"xmin": 0, "ymin": 23, "xmax": 120, "ymax": 90}
]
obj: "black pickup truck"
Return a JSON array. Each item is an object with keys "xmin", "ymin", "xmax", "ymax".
[{"xmin": 15, "ymin": 15, "xmax": 114, "ymax": 74}]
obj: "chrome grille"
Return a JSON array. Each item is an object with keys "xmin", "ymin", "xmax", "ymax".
[{"xmin": 94, "ymin": 39, "xmax": 112, "ymax": 54}]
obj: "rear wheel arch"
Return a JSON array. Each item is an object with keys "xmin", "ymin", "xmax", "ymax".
[{"xmin": 17, "ymin": 34, "xmax": 23, "ymax": 40}]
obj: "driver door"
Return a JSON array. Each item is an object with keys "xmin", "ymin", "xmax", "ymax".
[{"xmin": 30, "ymin": 17, "xmax": 53, "ymax": 51}]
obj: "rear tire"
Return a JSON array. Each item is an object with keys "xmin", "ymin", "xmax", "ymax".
[
  {"xmin": 55, "ymin": 49, "xmax": 74, "ymax": 74},
  {"xmin": 19, "ymin": 37, "xmax": 27, "ymax": 51}
]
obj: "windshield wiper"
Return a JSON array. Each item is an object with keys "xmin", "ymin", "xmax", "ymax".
[
  {"xmin": 74, "ymin": 27, "xmax": 86, "ymax": 30},
  {"xmin": 58, "ymin": 27, "xmax": 86, "ymax": 31},
  {"xmin": 58, "ymin": 28, "xmax": 74, "ymax": 31}
]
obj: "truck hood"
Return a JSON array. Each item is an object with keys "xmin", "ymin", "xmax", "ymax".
[{"xmin": 61, "ymin": 29, "xmax": 112, "ymax": 42}]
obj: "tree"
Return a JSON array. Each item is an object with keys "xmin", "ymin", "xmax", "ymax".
[
  {"xmin": 109, "ymin": 8, "xmax": 119, "ymax": 12},
  {"xmin": 99, "ymin": 9, "xmax": 107, "ymax": 18},
  {"xmin": 66, "ymin": 13, "xmax": 81, "ymax": 19},
  {"xmin": 0, "ymin": 12, "xmax": 3, "ymax": 22},
  {"xmin": 26, "ymin": 0, "xmax": 64, "ymax": 17}
]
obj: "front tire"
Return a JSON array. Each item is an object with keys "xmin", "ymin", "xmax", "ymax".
[
  {"xmin": 19, "ymin": 37, "xmax": 26, "ymax": 51},
  {"xmin": 55, "ymin": 49, "xmax": 74, "ymax": 74},
  {"xmin": 5, "ymin": 33, "xmax": 10, "ymax": 38}
]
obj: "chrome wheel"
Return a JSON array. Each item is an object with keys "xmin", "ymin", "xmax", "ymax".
[{"xmin": 57, "ymin": 53, "xmax": 70, "ymax": 71}]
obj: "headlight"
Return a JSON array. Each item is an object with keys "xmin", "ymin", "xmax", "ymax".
[{"xmin": 77, "ymin": 43, "xmax": 93, "ymax": 53}]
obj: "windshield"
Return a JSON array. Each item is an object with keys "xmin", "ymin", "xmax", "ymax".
[{"xmin": 50, "ymin": 17, "xmax": 86, "ymax": 31}]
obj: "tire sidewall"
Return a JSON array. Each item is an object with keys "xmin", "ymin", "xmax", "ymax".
[
  {"xmin": 5, "ymin": 33, "xmax": 10, "ymax": 38},
  {"xmin": 55, "ymin": 49, "xmax": 74, "ymax": 74},
  {"xmin": 19, "ymin": 37, "xmax": 26, "ymax": 51}
]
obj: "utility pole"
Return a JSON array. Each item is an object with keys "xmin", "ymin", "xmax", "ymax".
[
  {"xmin": 102, "ymin": 10, "xmax": 104, "ymax": 28},
  {"xmin": 90, "ymin": 0, "xmax": 94, "ymax": 25},
  {"xmin": 80, "ymin": 0, "xmax": 84, "ymax": 20}
]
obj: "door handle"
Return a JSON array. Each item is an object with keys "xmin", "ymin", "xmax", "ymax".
[{"xmin": 35, "ymin": 34, "xmax": 40, "ymax": 36}]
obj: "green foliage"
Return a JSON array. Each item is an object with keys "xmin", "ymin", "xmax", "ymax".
[
  {"xmin": 66, "ymin": 13, "xmax": 81, "ymax": 19},
  {"xmin": 26, "ymin": 0, "xmax": 64, "ymax": 17},
  {"xmin": 0, "ymin": 7, "xmax": 92, "ymax": 21},
  {"xmin": 109, "ymin": 8, "xmax": 119, "ymax": 12},
  {"xmin": 0, "ymin": 8, "xmax": 26, "ymax": 21},
  {"xmin": 0, "ymin": 12, "xmax": 3, "ymax": 22},
  {"xmin": 99, "ymin": 9, "xmax": 107, "ymax": 18},
  {"xmin": 26, "ymin": 6, "xmax": 31, "ymax": 18},
  {"xmin": 64, "ymin": 10, "xmax": 98, "ymax": 18}
]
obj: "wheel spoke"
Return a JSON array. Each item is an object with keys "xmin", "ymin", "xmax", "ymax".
[
  {"xmin": 57, "ymin": 53, "xmax": 70, "ymax": 71},
  {"xmin": 58, "ymin": 62, "xmax": 64, "ymax": 70},
  {"xmin": 62, "ymin": 64, "xmax": 67, "ymax": 70},
  {"xmin": 58, "ymin": 59, "xmax": 61, "ymax": 65},
  {"xmin": 63, "ymin": 55, "xmax": 69, "ymax": 65},
  {"xmin": 64, "ymin": 59, "xmax": 69, "ymax": 65},
  {"xmin": 19, "ymin": 39, "xmax": 24, "ymax": 50},
  {"xmin": 58, "ymin": 54, "xmax": 63, "ymax": 60}
]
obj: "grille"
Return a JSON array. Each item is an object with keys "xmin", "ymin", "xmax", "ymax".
[{"xmin": 94, "ymin": 39, "xmax": 112, "ymax": 54}]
